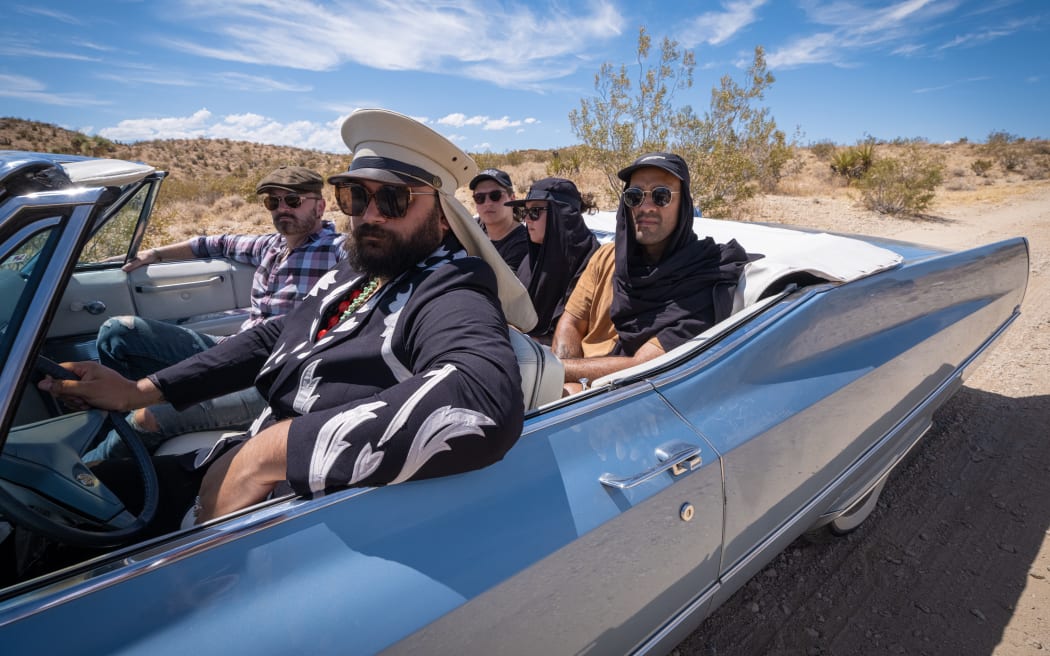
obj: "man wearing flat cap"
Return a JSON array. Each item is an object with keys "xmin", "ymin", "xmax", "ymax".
[
  {"xmin": 43, "ymin": 109, "xmax": 534, "ymax": 530},
  {"xmin": 553, "ymin": 152, "xmax": 749, "ymax": 393},
  {"xmin": 85, "ymin": 165, "xmax": 346, "ymax": 461}
]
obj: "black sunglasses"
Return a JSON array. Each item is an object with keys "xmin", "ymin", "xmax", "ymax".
[
  {"xmin": 472, "ymin": 189, "xmax": 505, "ymax": 205},
  {"xmin": 262, "ymin": 194, "xmax": 319, "ymax": 211},
  {"xmin": 335, "ymin": 183, "xmax": 437, "ymax": 218},
  {"xmin": 622, "ymin": 186, "xmax": 679, "ymax": 208},
  {"xmin": 522, "ymin": 206, "xmax": 548, "ymax": 221}
]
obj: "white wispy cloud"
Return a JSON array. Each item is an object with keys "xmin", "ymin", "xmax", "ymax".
[
  {"xmin": 215, "ymin": 72, "xmax": 312, "ymax": 93},
  {"xmin": 767, "ymin": 0, "xmax": 967, "ymax": 69},
  {"xmin": 913, "ymin": 76, "xmax": 990, "ymax": 93},
  {"xmin": 0, "ymin": 74, "xmax": 110, "ymax": 106},
  {"xmin": 89, "ymin": 106, "xmax": 533, "ymax": 152},
  {"xmin": 93, "ymin": 67, "xmax": 311, "ymax": 93},
  {"xmin": 163, "ymin": 0, "xmax": 623, "ymax": 90},
  {"xmin": 936, "ymin": 17, "xmax": 1028, "ymax": 50},
  {"xmin": 16, "ymin": 6, "xmax": 84, "ymax": 25},
  {"xmin": 678, "ymin": 0, "xmax": 768, "ymax": 47},
  {"xmin": 438, "ymin": 114, "xmax": 488, "ymax": 128},
  {"xmin": 96, "ymin": 109, "xmax": 349, "ymax": 152},
  {"xmin": 437, "ymin": 113, "xmax": 538, "ymax": 131},
  {"xmin": 0, "ymin": 38, "xmax": 101, "ymax": 62}
]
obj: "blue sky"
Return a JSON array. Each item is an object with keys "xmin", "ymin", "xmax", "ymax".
[{"xmin": 2, "ymin": 1, "xmax": 1046, "ymax": 154}]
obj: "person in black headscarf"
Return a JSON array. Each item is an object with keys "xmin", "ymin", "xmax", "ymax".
[
  {"xmin": 552, "ymin": 153, "xmax": 749, "ymax": 392},
  {"xmin": 505, "ymin": 177, "xmax": 600, "ymax": 342}
]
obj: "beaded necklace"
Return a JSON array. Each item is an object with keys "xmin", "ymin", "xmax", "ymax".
[{"xmin": 316, "ymin": 277, "xmax": 380, "ymax": 340}]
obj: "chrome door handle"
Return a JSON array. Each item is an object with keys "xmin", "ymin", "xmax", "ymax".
[
  {"xmin": 136, "ymin": 275, "xmax": 224, "ymax": 293},
  {"xmin": 599, "ymin": 441, "xmax": 703, "ymax": 490},
  {"xmin": 69, "ymin": 300, "xmax": 107, "ymax": 315}
]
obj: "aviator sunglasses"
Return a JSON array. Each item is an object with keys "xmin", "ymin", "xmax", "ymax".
[
  {"xmin": 335, "ymin": 183, "xmax": 438, "ymax": 218},
  {"xmin": 262, "ymin": 194, "xmax": 320, "ymax": 211},
  {"xmin": 472, "ymin": 189, "xmax": 505, "ymax": 205},
  {"xmin": 622, "ymin": 186, "xmax": 679, "ymax": 208}
]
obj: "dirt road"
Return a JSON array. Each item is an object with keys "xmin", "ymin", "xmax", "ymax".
[{"xmin": 675, "ymin": 184, "xmax": 1050, "ymax": 655}]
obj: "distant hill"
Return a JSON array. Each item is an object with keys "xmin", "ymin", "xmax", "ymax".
[
  {"xmin": 0, "ymin": 117, "xmax": 568, "ymax": 203},
  {"xmin": 0, "ymin": 117, "xmax": 352, "ymax": 189}
]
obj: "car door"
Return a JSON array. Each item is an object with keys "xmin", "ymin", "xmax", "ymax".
[
  {"xmin": 379, "ymin": 382, "xmax": 725, "ymax": 655},
  {"xmin": 0, "ymin": 380, "xmax": 724, "ymax": 656},
  {"xmin": 45, "ymin": 174, "xmax": 255, "ymax": 362}
]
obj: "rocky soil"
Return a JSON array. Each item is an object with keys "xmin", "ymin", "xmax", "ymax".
[{"xmin": 675, "ymin": 182, "xmax": 1050, "ymax": 655}]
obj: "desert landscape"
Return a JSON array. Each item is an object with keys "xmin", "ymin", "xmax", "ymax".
[{"xmin": 2, "ymin": 119, "xmax": 1047, "ymax": 654}]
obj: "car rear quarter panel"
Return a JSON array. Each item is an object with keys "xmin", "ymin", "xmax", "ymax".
[{"xmin": 656, "ymin": 238, "xmax": 1028, "ymax": 593}]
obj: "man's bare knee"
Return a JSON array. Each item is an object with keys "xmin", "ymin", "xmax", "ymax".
[{"xmin": 133, "ymin": 408, "xmax": 159, "ymax": 433}]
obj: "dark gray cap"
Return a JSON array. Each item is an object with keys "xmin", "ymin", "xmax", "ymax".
[
  {"xmin": 469, "ymin": 168, "xmax": 513, "ymax": 190},
  {"xmin": 504, "ymin": 177, "xmax": 582, "ymax": 211},
  {"xmin": 255, "ymin": 165, "xmax": 324, "ymax": 194},
  {"xmin": 617, "ymin": 152, "xmax": 689, "ymax": 183}
]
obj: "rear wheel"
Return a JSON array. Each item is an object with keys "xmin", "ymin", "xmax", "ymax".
[{"xmin": 828, "ymin": 478, "xmax": 887, "ymax": 536}]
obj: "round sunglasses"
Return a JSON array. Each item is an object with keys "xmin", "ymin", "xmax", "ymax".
[
  {"xmin": 472, "ymin": 189, "xmax": 506, "ymax": 205},
  {"xmin": 262, "ymin": 194, "xmax": 321, "ymax": 211},
  {"xmin": 335, "ymin": 183, "xmax": 438, "ymax": 218},
  {"xmin": 622, "ymin": 186, "xmax": 679, "ymax": 208}
]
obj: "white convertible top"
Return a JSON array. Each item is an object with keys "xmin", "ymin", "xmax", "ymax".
[
  {"xmin": 61, "ymin": 158, "xmax": 156, "ymax": 188},
  {"xmin": 584, "ymin": 212, "xmax": 903, "ymax": 310}
]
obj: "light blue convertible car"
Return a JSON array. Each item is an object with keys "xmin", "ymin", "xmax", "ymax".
[{"xmin": 0, "ymin": 151, "xmax": 1029, "ymax": 654}]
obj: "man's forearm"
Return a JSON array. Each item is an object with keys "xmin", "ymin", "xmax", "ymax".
[{"xmin": 561, "ymin": 355, "xmax": 634, "ymax": 384}]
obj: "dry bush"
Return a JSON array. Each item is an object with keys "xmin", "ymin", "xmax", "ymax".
[{"xmin": 855, "ymin": 145, "xmax": 945, "ymax": 215}]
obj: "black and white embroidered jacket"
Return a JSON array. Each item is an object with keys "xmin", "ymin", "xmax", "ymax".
[{"xmin": 151, "ymin": 238, "xmax": 524, "ymax": 496}]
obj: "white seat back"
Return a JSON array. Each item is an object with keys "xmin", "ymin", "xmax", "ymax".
[{"xmin": 509, "ymin": 327, "xmax": 565, "ymax": 410}]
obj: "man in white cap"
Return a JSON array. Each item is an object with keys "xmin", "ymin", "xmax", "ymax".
[{"xmin": 41, "ymin": 110, "xmax": 534, "ymax": 530}]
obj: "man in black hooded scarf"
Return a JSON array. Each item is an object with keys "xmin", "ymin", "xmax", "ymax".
[
  {"xmin": 506, "ymin": 177, "xmax": 599, "ymax": 341},
  {"xmin": 552, "ymin": 153, "xmax": 749, "ymax": 392}
]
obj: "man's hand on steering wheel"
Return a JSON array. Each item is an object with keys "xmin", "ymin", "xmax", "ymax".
[{"xmin": 37, "ymin": 360, "xmax": 164, "ymax": 412}]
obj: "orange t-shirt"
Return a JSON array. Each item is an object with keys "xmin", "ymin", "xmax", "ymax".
[{"xmin": 563, "ymin": 243, "xmax": 662, "ymax": 357}]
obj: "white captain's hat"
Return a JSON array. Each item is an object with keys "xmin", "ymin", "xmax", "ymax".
[{"xmin": 329, "ymin": 109, "xmax": 536, "ymax": 332}]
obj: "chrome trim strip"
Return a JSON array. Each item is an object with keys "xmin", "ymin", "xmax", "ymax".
[
  {"xmin": 135, "ymin": 275, "xmax": 224, "ymax": 293},
  {"xmin": 631, "ymin": 583, "xmax": 721, "ymax": 655}
]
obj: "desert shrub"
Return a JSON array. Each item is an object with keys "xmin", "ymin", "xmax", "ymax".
[
  {"xmin": 1021, "ymin": 154, "xmax": 1050, "ymax": 181},
  {"xmin": 547, "ymin": 150, "xmax": 582, "ymax": 177},
  {"xmin": 809, "ymin": 140, "xmax": 837, "ymax": 160},
  {"xmin": 944, "ymin": 178, "xmax": 974, "ymax": 191},
  {"xmin": 984, "ymin": 130, "xmax": 1027, "ymax": 171},
  {"xmin": 855, "ymin": 146, "xmax": 944, "ymax": 215},
  {"xmin": 971, "ymin": 159, "xmax": 994, "ymax": 176},
  {"xmin": 830, "ymin": 142, "xmax": 875, "ymax": 181}
]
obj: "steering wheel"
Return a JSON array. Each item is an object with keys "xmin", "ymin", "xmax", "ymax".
[{"xmin": 0, "ymin": 356, "xmax": 159, "ymax": 548}]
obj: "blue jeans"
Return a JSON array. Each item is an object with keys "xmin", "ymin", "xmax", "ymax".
[{"xmin": 85, "ymin": 317, "xmax": 266, "ymax": 460}]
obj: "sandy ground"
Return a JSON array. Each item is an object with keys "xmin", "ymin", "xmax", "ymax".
[{"xmin": 673, "ymin": 183, "xmax": 1050, "ymax": 655}]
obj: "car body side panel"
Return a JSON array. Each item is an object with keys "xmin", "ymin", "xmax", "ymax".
[
  {"xmin": 657, "ymin": 238, "xmax": 1028, "ymax": 595},
  {"xmin": 0, "ymin": 386, "xmax": 723, "ymax": 655},
  {"xmin": 385, "ymin": 386, "xmax": 724, "ymax": 655}
]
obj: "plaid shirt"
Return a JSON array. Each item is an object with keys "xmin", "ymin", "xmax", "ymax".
[{"xmin": 190, "ymin": 220, "xmax": 346, "ymax": 331}]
